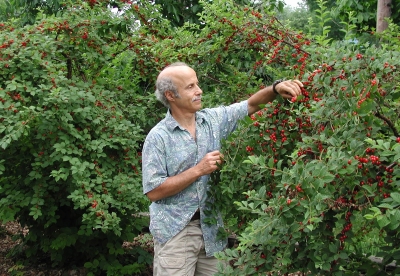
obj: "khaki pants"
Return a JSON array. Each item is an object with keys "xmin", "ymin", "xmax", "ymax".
[{"xmin": 153, "ymin": 220, "xmax": 220, "ymax": 276}]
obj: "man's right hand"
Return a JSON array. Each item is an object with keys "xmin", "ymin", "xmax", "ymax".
[
  {"xmin": 196, "ymin": 150, "xmax": 224, "ymax": 175},
  {"xmin": 146, "ymin": 150, "xmax": 225, "ymax": 202}
]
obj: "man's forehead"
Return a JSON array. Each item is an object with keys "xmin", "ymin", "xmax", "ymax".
[{"xmin": 157, "ymin": 65, "xmax": 196, "ymax": 81}]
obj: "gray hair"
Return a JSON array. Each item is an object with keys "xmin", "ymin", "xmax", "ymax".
[{"xmin": 155, "ymin": 62, "xmax": 189, "ymax": 107}]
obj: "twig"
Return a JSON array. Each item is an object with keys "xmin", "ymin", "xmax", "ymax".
[{"xmin": 374, "ymin": 111, "xmax": 399, "ymax": 137}]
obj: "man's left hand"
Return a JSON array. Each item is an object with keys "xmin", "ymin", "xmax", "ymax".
[{"xmin": 275, "ymin": 80, "xmax": 303, "ymax": 99}]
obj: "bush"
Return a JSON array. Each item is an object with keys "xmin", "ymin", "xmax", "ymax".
[
  {"xmin": 130, "ymin": 1, "xmax": 400, "ymax": 274},
  {"xmin": 0, "ymin": 2, "xmax": 151, "ymax": 274}
]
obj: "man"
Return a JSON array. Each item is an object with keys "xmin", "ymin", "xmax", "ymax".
[{"xmin": 142, "ymin": 62, "xmax": 302, "ymax": 275}]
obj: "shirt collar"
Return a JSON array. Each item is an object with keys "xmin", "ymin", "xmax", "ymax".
[{"xmin": 165, "ymin": 109, "xmax": 205, "ymax": 132}]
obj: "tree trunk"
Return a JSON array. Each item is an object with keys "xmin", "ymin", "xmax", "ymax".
[{"xmin": 376, "ymin": 0, "xmax": 392, "ymax": 32}]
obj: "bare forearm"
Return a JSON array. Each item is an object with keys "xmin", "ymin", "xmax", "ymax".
[
  {"xmin": 146, "ymin": 167, "xmax": 201, "ymax": 202},
  {"xmin": 146, "ymin": 150, "xmax": 222, "ymax": 202},
  {"xmin": 247, "ymin": 86, "xmax": 276, "ymax": 115}
]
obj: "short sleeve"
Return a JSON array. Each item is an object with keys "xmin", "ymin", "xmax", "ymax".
[
  {"xmin": 203, "ymin": 100, "xmax": 248, "ymax": 140},
  {"xmin": 142, "ymin": 131, "xmax": 168, "ymax": 194}
]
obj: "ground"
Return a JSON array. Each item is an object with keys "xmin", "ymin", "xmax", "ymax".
[{"xmin": 0, "ymin": 221, "xmax": 153, "ymax": 276}]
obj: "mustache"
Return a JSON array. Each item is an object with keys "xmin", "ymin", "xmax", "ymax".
[{"xmin": 192, "ymin": 96, "xmax": 202, "ymax": 102}]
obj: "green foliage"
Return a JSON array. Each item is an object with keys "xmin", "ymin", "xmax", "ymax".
[
  {"xmin": 0, "ymin": 0, "xmax": 64, "ymax": 25},
  {"xmin": 305, "ymin": 0, "xmax": 400, "ymax": 39},
  {"xmin": 307, "ymin": 0, "xmax": 333, "ymax": 45},
  {"xmin": 192, "ymin": 1, "xmax": 399, "ymax": 276},
  {"xmin": 332, "ymin": 0, "xmax": 376, "ymax": 26},
  {"xmin": 148, "ymin": 0, "xmax": 289, "ymax": 28},
  {"xmin": 279, "ymin": 3, "xmax": 311, "ymax": 32},
  {"xmin": 1, "ymin": 0, "xmax": 399, "ymax": 274},
  {"xmin": 0, "ymin": 1, "xmax": 151, "ymax": 274}
]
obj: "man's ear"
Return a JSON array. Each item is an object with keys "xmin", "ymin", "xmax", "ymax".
[{"xmin": 165, "ymin": 91, "xmax": 175, "ymax": 101}]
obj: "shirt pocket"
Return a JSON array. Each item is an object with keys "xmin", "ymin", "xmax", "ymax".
[{"xmin": 159, "ymin": 256, "xmax": 185, "ymax": 269}]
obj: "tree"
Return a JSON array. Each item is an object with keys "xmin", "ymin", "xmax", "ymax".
[
  {"xmin": 151, "ymin": 0, "xmax": 253, "ymax": 27},
  {"xmin": 376, "ymin": 0, "xmax": 392, "ymax": 32},
  {"xmin": 0, "ymin": 0, "xmax": 290, "ymax": 28},
  {"xmin": 278, "ymin": 2, "xmax": 311, "ymax": 33},
  {"xmin": 304, "ymin": 0, "xmax": 400, "ymax": 38},
  {"xmin": 0, "ymin": 0, "xmax": 64, "ymax": 25}
]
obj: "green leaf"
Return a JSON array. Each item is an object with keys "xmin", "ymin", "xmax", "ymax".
[
  {"xmin": 339, "ymin": 252, "xmax": 348, "ymax": 259},
  {"xmin": 364, "ymin": 214, "xmax": 374, "ymax": 220},
  {"xmin": 391, "ymin": 209, "xmax": 400, "ymax": 222},
  {"xmin": 361, "ymin": 185, "xmax": 374, "ymax": 195},
  {"xmin": 377, "ymin": 215, "xmax": 390, "ymax": 228},
  {"xmin": 306, "ymin": 224, "xmax": 314, "ymax": 231},
  {"xmin": 391, "ymin": 192, "xmax": 400, "ymax": 203},
  {"xmin": 6, "ymin": 83, "xmax": 17, "ymax": 90},
  {"xmin": 378, "ymin": 203, "xmax": 394, "ymax": 209},
  {"xmin": 329, "ymin": 243, "xmax": 337, "ymax": 253},
  {"xmin": 322, "ymin": 262, "xmax": 330, "ymax": 271},
  {"xmin": 321, "ymin": 173, "xmax": 335, "ymax": 183}
]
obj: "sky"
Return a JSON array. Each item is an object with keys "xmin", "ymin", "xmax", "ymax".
[{"xmin": 284, "ymin": 0, "xmax": 301, "ymax": 7}]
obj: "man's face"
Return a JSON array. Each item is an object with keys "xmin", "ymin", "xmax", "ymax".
[{"xmin": 162, "ymin": 66, "xmax": 203, "ymax": 113}]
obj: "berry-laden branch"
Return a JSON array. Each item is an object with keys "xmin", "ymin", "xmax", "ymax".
[
  {"xmin": 374, "ymin": 110, "xmax": 399, "ymax": 137},
  {"xmin": 203, "ymin": 74, "xmax": 229, "ymax": 85},
  {"xmin": 267, "ymin": 18, "xmax": 312, "ymax": 57}
]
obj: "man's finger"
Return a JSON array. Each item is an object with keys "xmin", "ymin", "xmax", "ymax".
[
  {"xmin": 291, "ymin": 79, "xmax": 303, "ymax": 87},
  {"xmin": 280, "ymin": 80, "xmax": 302, "ymax": 97},
  {"xmin": 209, "ymin": 150, "xmax": 220, "ymax": 156}
]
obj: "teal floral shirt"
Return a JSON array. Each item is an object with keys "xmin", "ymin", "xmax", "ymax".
[{"xmin": 142, "ymin": 100, "xmax": 248, "ymax": 257}]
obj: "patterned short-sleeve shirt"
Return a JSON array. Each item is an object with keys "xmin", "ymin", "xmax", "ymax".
[{"xmin": 142, "ymin": 100, "xmax": 248, "ymax": 257}]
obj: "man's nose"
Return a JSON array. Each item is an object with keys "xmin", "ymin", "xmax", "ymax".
[{"xmin": 196, "ymin": 84, "xmax": 202, "ymax": 94}]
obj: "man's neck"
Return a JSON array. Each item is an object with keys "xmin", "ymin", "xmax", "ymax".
[
  {"xmin": 170, "ymin": 108, "xmax": 197, "ymax": 139},
  {"xmin": 170, "ymin": 109, "xmax": 196, "ymax": 128}
]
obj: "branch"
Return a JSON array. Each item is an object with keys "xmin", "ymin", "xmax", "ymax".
[
  {"xmin": 61, "ymin": 52, "xmax": 73, "ymax": 80},
  {"xmin": 74, "ymin": 59, "xmax": 87, "ymax": 83},
  {"xmin": 67, "ymin": 56, "xmax": 72, "ymax": 79},
  {"xmin": 374, "ymin": 110, "xmax": 399, "ymax": 137}
]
